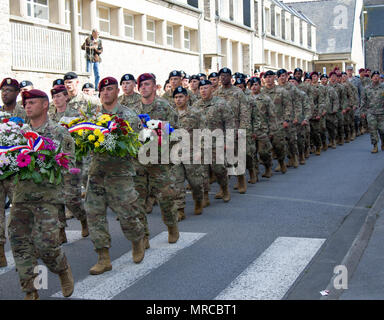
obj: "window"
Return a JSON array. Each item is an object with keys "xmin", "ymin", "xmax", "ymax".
[
  {"xmin": 300, "ymin": 20, "xmax": 303, "ymax": 45},
  {"xmin": 184, "ymin": 29, "xmax": 191, "ymax": 50},
  {"xmin": 307, "ymin": 23, "xmax": 312, "ymax": 48},
  {"xmin": 254, "ymin": 1, "xmax": 259, "ymax": 34},
  {"xmin": 98, "ymin": 6, "xmax": 110, "ymax": 33},
  {"xmin": 124, "ymin": 13, "xmax": 134, "ymax": 39},
  {"xmin": 276, "ymin": 13, "xmax": 281, "ymax": 37},
  {"xmin": 282, "ymin": 12, "xmax": 285, "ymax": 40},
  {"xmin": 27, "ymin": 0, "xmax": 49, "ymax": 21},
  {"xmin": 271, "ymin": 5, "xmax": 275, "ymax": 36},
  {"xmin": 204, "ymin": 0, "xmax": 211, "ymax": 19},
  {"xmin": 285, "ymin": 17, "xmax": 290, "ymax": 40},
  {"xmin": 167, "ymin": 25, "xmax": 174, "ymax": 47},
  {"xmin": 147, "ymin": 19, "xmax": 155, "ymax": 43},
  {"xmin": 291, "ymin": 15, "xmax": 295, "ymax": 42},
  {"xmin": 265, "ymin": 8, "xmax": 270, "ymax": 33},
  {"xmin": 65, "ymin": 0, "xmax": 82, "ymax": 27},
  {"xmin": 229, "ymin": 0, "xmax": 234, "ymax": 21}
]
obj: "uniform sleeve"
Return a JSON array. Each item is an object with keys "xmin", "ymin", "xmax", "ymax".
[
  {"xmin": 238, "ymin": 91, "xmax": 252, "ymax": 133},
  {"xmin": 282, "ymin": 89, "xmax": 293, "ymax": 122},
  {"xmin": 252, "ymin": 98, "xmax": 269, "ymax": 140},
  {"xmin": 331, "ymin": 89, "xmax": 339, "ymax": 114}
]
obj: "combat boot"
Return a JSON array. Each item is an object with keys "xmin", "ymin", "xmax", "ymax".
[
  {"xmin": 371, "ymin": 144, "xmax": 378, "ymax": 153},
  {"xmin": 331, "ymin": 139, "xmax": 337, "ymax": 149},
  {"xmin": 65, "ymin": 209, "xmax": 74, "ymax": 220},
  {"xmin": 177, "ymin": 208, "xmax": 186, "ymax": 222},
  {"xmin": 322, "ymin": 143, "xmax": 328, "ymax": 151},
  {"xmin": 168, "ymin": 225, "xmax": 180, "ymax": 244},
  {"xmin": 262, "ymin": 166, "xmax": 273, "ymax": 178},
  {"xmin": 0, "ymin": 244, "xmax": 7, "ymax": 267},
  {"xmin": 132, "ymin": 238, "xmax": 145, "ymax": 263},
  {"xmin": 24, "ymin": 291, "xmax": 39, "ymax": 300},
  {"xmin": 194, "ymin": 199, "xmax": 203, "ymax": 215},
  {"xmin": 304, "ymin": 148, "xmax": 310, "ymax": 159},
  {"xmin": 237, "ymin": 175, "xmax": 247, "ymax": 194},
  {"xmin": 89, "ymin": 248, "xmax": 112, "ymax": 275},
  {"xmin": 144, "ymin": 235, "xmax": 150, "ymax": 249},
  {"xmin": 274, "ymin": 163, "xmax": 281, "ymax": 172},
  {"xmin": 59, "ymin": 228, "xmax": 67, "ymax": 244},
  {"xmin": 215, "ymin": 187, "xmax": 224, "ymax": 199},
  {"xmin": 209, "ymin": 172, "xmax": 216, "ymax": 184},
  {"xmin": 351, "ymin": 130, "xmax": 356, "ymax": 141},
  {"xmin": 222, "ymin": 184, "xmax": 231, "ymax": 202},
  {"xmin": 248, "ymin": 168, "xmax": 258, "ymax": 184},
  {"xmin": 345, "ymin": 135, "xmax": 350, "ymax": 143},
  {"xmin": 299, "ymin": 153, "xmax": 306, "ymax": 165},
  {"xmin": 203, "ymin": 191, "xmax": 210, "ymax": 207},
  {"xmin": 80, "ymin": 219, "xmax": 89, "ymax": 238},
  {"xmin": 292, "ymin": 154, "xmax": 299, "ymax": 168},
  {"xmin": 59, "ymin": 265, "xmax": 74, "ymax": 298},
  {"xmin": 315, "ymin": 147, "xmax": 321, "ymax": 156},
  {"xmin": 278, "ymin": 160, "xmax": 287, "ymax": 174},
  {"xmin": 338, "ymin": 137, "xmax": 344, "ymax": 145}
]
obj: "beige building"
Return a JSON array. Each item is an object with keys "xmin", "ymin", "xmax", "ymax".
[{"xmin": 1, "ymin": 0, "xmax": 334, "ymax": 93}]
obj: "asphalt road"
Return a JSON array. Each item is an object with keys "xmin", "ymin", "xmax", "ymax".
[{"xmin": 1, "ymin": 133, "xmax": 383, "ymax": 301}]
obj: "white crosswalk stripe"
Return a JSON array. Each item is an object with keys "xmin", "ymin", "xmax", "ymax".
[
  {"xmin": 0, "ymin": 230, "xmax": 83, "ymax": 276},
  {"xmin": 52, "ymin": 232, "xmax": 206, "ymax": 300},
  {"xmin": 215, "ymin": 237, "xmax": 325, "ymax": 300}
]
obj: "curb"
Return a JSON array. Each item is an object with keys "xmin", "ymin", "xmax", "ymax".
[{"xmin": 321, "ymin": 187, "xmax": 384, "ymax": 300}]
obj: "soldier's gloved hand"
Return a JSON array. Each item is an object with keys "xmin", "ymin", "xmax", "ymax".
[
  {"xmin": 283, "ymin": 121, "xmax": 289, "ymax": 128},
  {"xmin": 301, "ymin": 120, "xmax": 308, "ymax": 126}
]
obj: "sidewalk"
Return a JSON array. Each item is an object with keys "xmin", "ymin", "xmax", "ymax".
[{"xmin": 340, "ymin": 205, "xmax": 384, "ymax": 299}]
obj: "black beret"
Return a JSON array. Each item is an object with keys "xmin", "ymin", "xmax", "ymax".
[
  {"xmin": 248, "ymin": 77, "xmax": 261, "ymax": 86},
  {"xmin": 304, "ymin": 73, "xmax": 311, "ymax": 80},
  {"xmin": 235, "ymin": 78, "xmax": 245, "ymax": 85},
  {"xmin": 208, "ymin": 72, "xmax": 219, "ymax": 79},
  {"xmin": 189, "ymin": 75, "xmax": 200, "ymax": 82},
  {"xmin": 276, "ymin": 69, "xmax": 287, "ymax": 78},
  {"xmin": 320, "ymin": 74, "xmax": 328, "ymax": 80},
  {"xmin": 52, "ymin": 79, "xmax": 64, "ymax": 87},
  {"xmin": 64, "ymin": 72, "xmax": 78, "ymax": 80},
  {"xmin": 169, "ymin": 70, "xmax": 182, "ymax": 79},
  {"xmin": 218, "ymin": 68, "xmax": 232, "ymax": 76},
  {"xmin": 288, "ymin": 76, "xmax": 297, "ymax": 81},
  {"xmin": 19, "ymin": 80, "xmax": 33, "ymax": 88},
  {"xmin": 173, "ymin": 86, "xmax": 188, "ymax": 97},
  {"xmin": 294, "ymin": 68, "xmax": 303, "ymax": 74},
  {"xmin": 120, "ymin": 74, "xmax": 136, "ymax": 84},
  {"xmin": 199, "ymin": 80, "xmax": 212, "ymax": 87},
  {"xmin": 263, "ymin": 70, "xmax": 275, "ymax": 78},
  {"xmin": 82, "ymin": 83, "xmax": 95, "ymax": 90},
  {"xmin": 371, "ymin": 71, "xmax": 380, "ymax": 78},
  {"xmin": 197, "ymin": 73, "xmax": 207, "ymax": 78}
]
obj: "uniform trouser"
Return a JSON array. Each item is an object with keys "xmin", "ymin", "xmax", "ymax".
[
  {"xmin": 257, "ymin": 139, "xmax": 273, "ymax": 168},
  {"xmin": 247, "ymin": 136, "xmax": 258, "ymax": 172},
  {"xmin": 0, "ymin": 179, "xmax": 13, "ymax": 245},
  {"xmin": 336, "ymin": 112, "xmax": 345, "ymax": 140},
  {"xmin": 354, "ymin": 112, "xmax": 361, "ymax": 133},
  {"xmin": 305, "ymin": 125, "xmax": 311, "ymax": 152},
  {"xmin": 64, "ymin": 172, "xmax": 87, "ymax": 222},
  {"xmin": 85, "ymin": 173, "xmax": 145, "ymax": 249},
  {"xmin": 172, "ymin": 164, "xmax": 186, "ymax": 211},
  {"xmin": 361, "ymin": 116, "xmax": 368, "ymax": 130},
  {"xmin": 81, "ymin": 156, "xmax": 91, "ymax": 188},
  {"xmin": 183, "ymin": 164, "xmax": 205, "ymax": 201},
  {"xmin": 344, "ymin": 110, "xmax": 352, "ymax": 138},
  {"xmin": 134, "ymin": 164, "xmax": 179, "ymax": 237},
  {"xmin": 326, "ymin": 114, "xmax": 338, "ymax": 142},
  {"xmin": 320, "ymin": 117, "xmax": 327, "ymax": 146},
  {"xmin": 296, "ymin": 124, "xmax": 307, "ymax": 155},
  {"xmin": 286, "ymin": 126, "xmax": 298, "ymax": 156},
  {"xmin": 8, "ymin": 202, "xmax": 69, "ymax": 293},
  {"xmin": 270, "ymin": 129, "xmax": 287, "ymax": 162},
  {"xmin": 310, "ymin": 119, "xmax": 322, "ymax": 147},
  {"xmin": 367, "ymin": 113, "xmax": 384, "ymax": 145}
]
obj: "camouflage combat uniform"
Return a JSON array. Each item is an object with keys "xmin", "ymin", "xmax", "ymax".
[
  {"xmin": 118, "ymin": 92, "xmax": 142, "ymax": 107},
  {"xmin": 323, "ymin": 84, "xmax": 339, "ymax": 145},
  {"xmin": 309, "ymin": 83, "xmax": 327, "ymax": 150},
  {"xmin": 0, "ymin": 104, "xmax": 27, "ymax": 247},
  {"xmin": 131, "ymin": 97, "xmax": 180, "ymax": 238},
  {"xmin": 361, "ymin": 82, "xmax": 384, "ymax": 146},
  {"xmin": 84, "ymin": 103, "xmax": 145, "ymax": 249},
  {"xmin": 8, "ymin": 119, "xmax": 73, "ymax": 293},
  {"xmin": 298, "ymin": 83, "xmax": 315, "ymax": 156},
  {"xmin": 294, "ymin": 88, "xmax": 312, "ymax": 158},
  {"xmin": 343, "ymin": 80, "xmax": 359, "ymax": 140},
  {"xmin": 330, "ymin": 82, "xmax": 348, "ymax": 144},
  {"xmin": 162, "ymin": 89, "xmax": 198, "ymax": 108}
]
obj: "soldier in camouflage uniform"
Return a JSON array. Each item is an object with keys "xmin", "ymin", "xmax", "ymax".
[
  {"xmin": 49, "ymin": 85, "xmax": 89, "ymax": 242},
  {"xmin": 173, "ymin": 86, "xmax": 206, "ymax": 218},
  {"xmin": 341, "ymin": 72, "xmax": 359, "ymax": 141},
  {"xmin": 261, "ymin": 70, "xmax": 292, "ymax": 174},
  {"xmin": 131, "ymin": 73, "xmax": 181, "ymax": 248},
  {"xmin": 82, "ymin": 83, "xmax": 96, "ymax": 96},
  {"xmin": 118, "ymin": 74, "xmax": 142, "ymax": 107},
  {"xmin": 329, "ymin": 72, "xmax": 348, "ymax": 145},
  {"xmin": 320, "ymin": 74, "xmax": 339, "ymax": 149},
  {"xmin": 163, "ymin": 70, "xmax": 197, "ymax": 107},
  {"xmin": 192, "ymin": 80, "xmax": 235, "ymax": 203},
  {"xmin": 9, "ymin": 89, "xmax": 74, "ymax": 300},
  {"xmin": 359, "ymin": 68, "xmax": 370, "ymax": 133},
  {"xmin": 189, "ymin": 75, "xmax": 201, "ymax": 102},
  {"xmin": 347, "ymin": 66, "xmax": 364, "ymax": 137},
  {"xmin": 0, "ymin": 78, "xmax": 28, "ymax": 268},
  {"xmin": 361, "ymin": 71, "xmax": 384, "ymax": 153},
  {"xmin": 308, "ymin": 72, "xmax": 327, "ymax": 155},
  {"xmin": 277, "ymin": 69, "xmax": 304, "ymax": 168},
  {"xmin": 298, "ymin": 79, "xmax": 315, "ymax": 158},
  {"xmin": 288, "ymin": 76, "xmax": 312, "ymax": 164},
  {"xmin": 84, "ymin": 77, "xmax": 146, "ymax": 275},
  {"xmin": 215, "ymin": 68, "xmax": 251, "ymax": 194},
  {"xmin": 64, "ymin": 72, "xmax": 102, "ymax": 198},
  {"xmin": 208, "ymin": 72, "xmax": 220, "ymax": 94}
]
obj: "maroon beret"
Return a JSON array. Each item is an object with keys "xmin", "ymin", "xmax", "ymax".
[
  {"xmin": 0, "ymin": 78, "xmax": 19, "ymax": 90},
  {"xmin": 358, "ymin": 68, "xmax": 365, "ymax": 74},
  {"xmin": 22, "ymin": 89, "xmax": 48, "ymax": 106},
  {"xmin": 98, "ymin": 77, "xmax": 118, "ymax": 91},
  {"xmin": 329, "ymin": 71, "xmax": 337, "ymax": 77},
  {"xmin": 51, "ymin": 85, "xmax": 67, "ymax": 97},
  {"xmin": 137, "ymin": 73, "xmax": 156, "ymax": 88},
  {"xmin": 309, "ymin": 72, "xmax": 319, "ymax": 79}
]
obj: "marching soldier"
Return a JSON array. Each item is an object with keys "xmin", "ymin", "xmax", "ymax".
[
  {"xmin": 118, "ymin": 74, "xmax": 141, "ymax": 106},
  {"xmin": 9, "ymin": 89, "xmax": 74, "ymax": 299},
  {"xmin": 189, "ymin": 75, "xmax": 201, "ymax": 101},
  {"xmin": 361, "ymin": 71, "xmax": 384, "ymax": 153},
  {"xmin": 82, "ymin": 83, "xmax": 96, "ymax": 96},
  {"xmin": 162, "ymin": 70, "xmax": 197, "ymax": 107},
  {"xmin": 84, "ymin": 77, "xmax": 146, "ymax": 275},
  {"xmin": 341, "ymin": 72, "xmax": 359, "ymax": 141},
  {"xmin": 0, "ymin": 78, "xmax": 27, "ymax": 268},
  {"xmin": 208, "ymin": 72, "xmax": 220, "ymax": 93}
]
